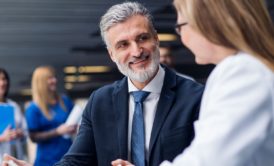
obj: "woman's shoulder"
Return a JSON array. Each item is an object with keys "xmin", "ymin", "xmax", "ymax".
[
  {"xmin": 6, "ymin": 99, "xmax": 19, "ymax": 107},
  {"xmin": 25, "ymin": 101, "xmax": 40, "ymax": 113},
  {"xmin": 213, "ymin": 52, "xmax": 273, "ymax": 79}
]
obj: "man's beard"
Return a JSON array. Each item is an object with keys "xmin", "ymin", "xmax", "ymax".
[{"xmin": 115, "ymin": 49, "xmax": 160, "ymax": 83}]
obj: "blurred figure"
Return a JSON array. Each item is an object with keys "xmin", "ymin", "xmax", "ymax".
[
  {"xmin": 24, "ymin": 66, "xmax": 77, "ymax": 166},
  {"xmin": 0, "ymin": 68, "xmax": 27, "ymax": 163},
  {"xmin": 160, "ymin": 46, "xmax": 194, "ymax": 81}
]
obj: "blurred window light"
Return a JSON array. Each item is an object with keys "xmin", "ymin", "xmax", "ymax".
[
  {"xmin": 64, "ymin": 66, "xmax": 77, "ymax": 74},
  {"xmin": 64, "ymin": 75, "xmax": 90, "ymax": 83},
  {"xmin": 65, "ymin": 83, "xmax": 73, "ymax": 90},
  {"xmin": 158, "ymin": 33, "xmax": 177, "ymax": 41},
  {"xmin": 78, "ymin": 66, "xmax": 111, "ymax": 73}
]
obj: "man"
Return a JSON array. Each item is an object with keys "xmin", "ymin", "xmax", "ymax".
[{"xmin": 2, "ymin": 2, "xmax": 203, "ymax": 166}]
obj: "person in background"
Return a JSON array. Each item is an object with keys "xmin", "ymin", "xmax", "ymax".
[
  {"xmin": 0, "ymin": 68, "xmax": 27, "ymax": 163},
  {"xmin": 24, "ymin": 66, "xmax": 77, "ymax": 166},
  {"xmin": 159, "ymin": 46, "xmax": 194, "ymax": 81},
  {"xmin": 112, "ymin": 0, "xmax": 274, "ymax": 165}
]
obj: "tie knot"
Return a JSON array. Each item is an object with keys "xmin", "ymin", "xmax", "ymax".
[{"xmin": 132, "ymin": 91, "xmax": 150, "ymax": 103}]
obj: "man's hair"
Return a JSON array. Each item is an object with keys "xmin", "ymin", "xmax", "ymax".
[
  {"xmin": 100, "ymin": 1, "xmax": 155, "ymax": 47},
  {"xmin": 173, "ymin": 0, "xmax": 274, "ymax": 70}
]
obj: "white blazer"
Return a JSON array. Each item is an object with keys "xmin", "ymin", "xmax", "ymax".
[{"xmin": 161, "ymin": 52, "xmax": 274, "ymax": 166}]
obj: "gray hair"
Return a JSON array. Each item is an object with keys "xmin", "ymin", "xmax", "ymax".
[{"xmin": 99, "ymin": 2, "xmax": 155, "ymax": 47}]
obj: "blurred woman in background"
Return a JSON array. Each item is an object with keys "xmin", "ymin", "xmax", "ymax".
[
  {"xmin": 0, "ymin": 68, "xmax": 27, "ymax": 163},
  {"xmin": 25, "ymin": 66, "xmax": 77, "ymax": 166}
]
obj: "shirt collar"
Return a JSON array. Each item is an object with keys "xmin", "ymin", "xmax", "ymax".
[{"xmin": 128, "ymin": 65, "xmax": 165, "ymax": 94}]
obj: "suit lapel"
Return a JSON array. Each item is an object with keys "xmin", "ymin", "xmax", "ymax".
[
  {"xmin": 148, "ymin": 67, "xmax": 176, "ymax": 159},
  {"xmin": 113, "ymin": 78, "xmax": 129, "ymax": 160}
]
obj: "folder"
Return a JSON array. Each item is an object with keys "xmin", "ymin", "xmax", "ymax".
[{"xmin": 0, "ymin": 104, "xmax": 15, "ymax": 134}]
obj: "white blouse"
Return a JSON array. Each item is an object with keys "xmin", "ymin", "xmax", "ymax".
[{"xmin": 161, "ymin": 52, "xmax": 274, "ymax": 166}]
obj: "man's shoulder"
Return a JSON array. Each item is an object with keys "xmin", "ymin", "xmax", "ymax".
[
  {"xmin": 164, "ymin": 66, "xmax": 204, "ymax": 92},
  {"xmin": 92, "ymin": 77, "xmax": 127, "ymax": 96},
  {"xmin": 176, "ymin": 75, "xmax": 204, "ymax": 93}
]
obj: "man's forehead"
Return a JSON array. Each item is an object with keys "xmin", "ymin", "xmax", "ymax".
[{"xmin": 106, "ymin": 16, "xmax": 151, "ymax": 44}]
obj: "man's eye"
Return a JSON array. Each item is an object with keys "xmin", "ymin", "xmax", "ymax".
[
  {"xmin": 117, "ymin": 42, "xmax": 128, "ymax": 49},
  {"xmin": 138, "ymin": 34, "xmax": 150, "ymax": 42}
]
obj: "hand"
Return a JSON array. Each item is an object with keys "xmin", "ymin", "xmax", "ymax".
[
  {"xmin": 56, "ymin": 124, "xmax": 77, "ymax": 136},
  {"xmin": 111, "ymin": 159, "xmax": 134, "ymax": 166},
  {"xmin": 0, "ymin": 126, "xmax": 17, "ymax": 142},
  {"xmin": 1, "ymin": 154, "xmax": 32, "ymax": 166},
  {"xmin": 15, "ymin": 129, "xmax": 24, "ymax": 139}
]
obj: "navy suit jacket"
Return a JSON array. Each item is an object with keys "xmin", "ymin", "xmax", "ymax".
[{"xmin": 55, "ymin": 67, "xmax": 204, "ymax": 166}]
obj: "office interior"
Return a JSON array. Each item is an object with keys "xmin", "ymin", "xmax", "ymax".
[{"xmin": 0, "ymin": 0, "xmax": 273, "ymax": 163}]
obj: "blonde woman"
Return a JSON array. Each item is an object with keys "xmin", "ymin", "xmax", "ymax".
[
  {"xmin": 159, "ymin": 0, "xmax": 274, "ymax": 166},
  {"xmin": 25, "ymin": 66, "xmax": 77, "ymax": 166}
]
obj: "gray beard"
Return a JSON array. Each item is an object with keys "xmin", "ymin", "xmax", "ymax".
[{"xmin": 115, "ymin": 50, "xmax": 160, "ymax": 83}]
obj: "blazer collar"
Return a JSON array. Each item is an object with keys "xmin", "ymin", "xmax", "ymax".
[
  {"xmin": 112, "ymin": 67, "xmax": 178, "ymax": 160},
  {"xmin": 148, "ymin": 66, "xmax": 177, "ymax": 159},
  {"xmin": 113, "ymin": 77, "xmax": 129, "ymax": 160}
]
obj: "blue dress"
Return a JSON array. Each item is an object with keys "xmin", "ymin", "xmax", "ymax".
[{"xmin": 25, "ymin": 96, "xmax": 74, "ymax": 166}]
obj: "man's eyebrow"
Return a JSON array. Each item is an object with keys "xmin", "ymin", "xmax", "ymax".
[
  {"xmin": 136, "ymin": 32, "xmax": 150, "ymax": 37},
  {"xmin": 115, "ymin": 40, "xmax": 127, "ymax": 47}
]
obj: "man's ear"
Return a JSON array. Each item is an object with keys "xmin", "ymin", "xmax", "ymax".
[
  {"xmin": 154, "ymin": 31, "xmax": 160, "ymax": 46},
  {"xmin": 108, "ymin": 49, "xmax": 116, "ymax": 62}
]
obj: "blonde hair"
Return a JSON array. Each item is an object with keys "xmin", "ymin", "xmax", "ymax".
[
  {"xmin": 173, "ymin": 0, "xmax": 274, "ymax": 70},
  {"xmin": 31, "ymin": 66, "xmax": 66, "ymax": 119}
]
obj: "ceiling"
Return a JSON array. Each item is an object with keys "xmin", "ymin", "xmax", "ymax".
[{"xmin": 0, "ymin": 0, "xmax": 273, "ymax": 101}]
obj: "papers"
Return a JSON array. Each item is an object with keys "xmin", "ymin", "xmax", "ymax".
[
  {"xmin": 0, "ymin": 104, "xmax": 15, "ymax": 134},
  {"xmin": 65, "ymin": 104, "xmax": 84, "ymax": 126},
  {"xmin": 63, "ymin": 103, "xmax": 85, "ymax": 139}
]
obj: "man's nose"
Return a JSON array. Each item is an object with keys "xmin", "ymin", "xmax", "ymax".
[{"xmin": 131, "ymin": 42, "xmax": 142, "ymax": 57}]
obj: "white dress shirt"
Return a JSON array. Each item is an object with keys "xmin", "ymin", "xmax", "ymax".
[
  {"xmin": 128, "ymin": 66, "xmax": 165, "ymax": 160},
  {"xmin": 161, "ymin": 52, "xmax": 274, "ymax": 166}
]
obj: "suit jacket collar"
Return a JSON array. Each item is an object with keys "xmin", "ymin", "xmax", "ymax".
[
  {"xmin": 112, "ymin": 66, "xmax": 177, "ymax": 161},
  {"xmin": 148, "ymin": 66, "xmax": 177, "ymax": 159},
  {"xmin": 113, "ymin": 77, "xmax": 129, "ymax": 160}
]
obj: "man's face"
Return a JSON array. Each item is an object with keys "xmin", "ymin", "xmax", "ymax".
[{"xmin": 106, "ymin": 15, "xmax": 160, "ymax": 83}]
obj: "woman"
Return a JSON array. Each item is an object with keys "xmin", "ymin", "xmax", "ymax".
[
  {"xmin": 0, "ymin": 68, "xmax": 27, "ymax": 164},
  {"xmin": 159, "ymin": 0, "xmax": 274, "ymax": 165},
  {"xmin": 25, "ymin": 66, "xmax": 77, "ymax": 166}
]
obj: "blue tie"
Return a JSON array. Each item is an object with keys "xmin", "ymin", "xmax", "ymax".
[{"xmin": 131, "ymin": 91, "xmax": 150, "ymax": 166}]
